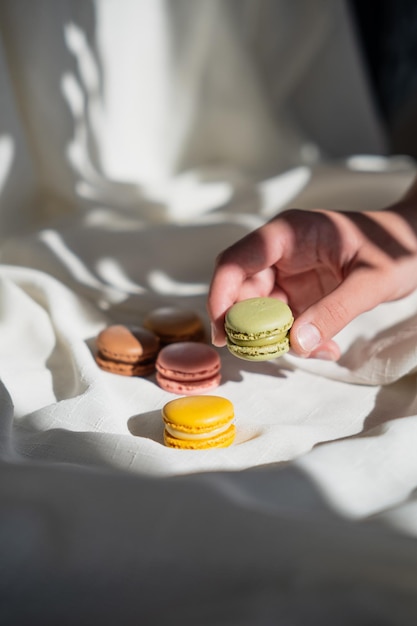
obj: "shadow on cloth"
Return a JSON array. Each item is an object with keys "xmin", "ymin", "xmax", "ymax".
[{"xmin": 1, "ymin": 460, "xmax": 417, "ymax": 625}]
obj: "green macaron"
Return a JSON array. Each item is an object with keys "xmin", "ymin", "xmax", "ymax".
[{"xmin": 225, "ymin": 297, "xmax": 294, "ymax": 361}]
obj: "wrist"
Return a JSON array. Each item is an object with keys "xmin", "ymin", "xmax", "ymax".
[{"xmin": 388, "ymin": 175, "xmax": 417, "ymax": 234}]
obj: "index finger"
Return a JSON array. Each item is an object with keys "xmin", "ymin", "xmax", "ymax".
[
  {"xmin": 207, "ymin": 257, "xmax": 246, "ymax": 346},
  {"xmin": 207, "ymin": 223, "xmax": 286, "ymax": 344}
]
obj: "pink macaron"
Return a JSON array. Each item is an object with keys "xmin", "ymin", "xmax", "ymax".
[{"xmin": 155, "ymin": 342, "xmax": 221, "ymax": 395}]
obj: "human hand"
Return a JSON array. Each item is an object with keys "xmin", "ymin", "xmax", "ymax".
[{"xmin": 208, "ymin": 206, "xmax": 417, "ymax": 360}]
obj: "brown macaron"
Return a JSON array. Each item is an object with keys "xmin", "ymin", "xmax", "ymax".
[
  {"xmin": 143, "ymin": 307, "xmax": 206, "ymax": 345},
  {"xmin": 95, "ymin": 324, "xmax": 160, "ymax": 376}
]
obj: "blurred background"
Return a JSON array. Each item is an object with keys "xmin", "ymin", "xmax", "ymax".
[{"xmin": 0, "ymin": 0, "xmax": 415, "ymax": 242}]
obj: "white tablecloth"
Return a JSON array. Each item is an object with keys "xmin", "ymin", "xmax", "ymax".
[
  {"xmin": 2, "ymin": 1, "xmax": 417, "ymax": 622},
  {"xmin": 1, "ymin": 158, "xmax": 416, "ymax": 502}
]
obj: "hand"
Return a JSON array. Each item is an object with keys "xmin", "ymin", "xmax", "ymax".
[{"xmin": 208, "ymin": 204, "xmax": 417, "ymax": 360}]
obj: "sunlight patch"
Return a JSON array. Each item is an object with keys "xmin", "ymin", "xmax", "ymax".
[
  {"xmin": 148, "ymin": 270, "xmax": 207, "ymax": 295},
  {"xmin": 96, "ymin": 258, "xmax": 146, "ymax": 294},
  {"xmin": 259, "ymin": 166, "xmax": 311, "ymax": 217},
  {"xmin": 346, "ymin": 155, "xmax": 413, "ymax": 172},
  {"xmin": 0, "ymin": 135, "xmax": 14, "ymax": 196}
]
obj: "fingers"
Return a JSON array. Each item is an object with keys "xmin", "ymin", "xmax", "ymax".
[
  {"xmin": 289, "ymin": 338, "xmax": 341, "ymax": 361},
  {"xmin": 208, "ymin": 222, "xmax": 288, "ymax": 345},
  {"xmin": 207, "ymin": 262, "xmax": 244, "ymax": 346},
  {"xmin": 290, "ymin": 267, "xmax": 389, "ymax": 357},
  {"xmin": 207, "ymin": 263, "xmax": 249, "ymax": 346},
  {"xmin": 208, "ymin": 205, "xmax": 417, "ymax": 360},
  {"xmin": 208, "ymin": 265, "xmax": 277, "ymax": 345}
]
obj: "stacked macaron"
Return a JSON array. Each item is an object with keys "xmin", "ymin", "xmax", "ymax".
[
  {"xmin": 143, "ymin": 307, "xmax": 206, "ymax": 344},
  {"xmin": 95, "ymin": 306, "xmax": 207, "ymax": 379},
  {"xmin": 95, "ymin": 311, "xmax": 236, "ymax": 451},
  {"xmin": 155, "ymin": 341, "xmax": 221, "ymax": 395},
  {"xmin": 162, "ymin": 395, "xmax": 235, "ymax": 449},
  {"xmin": 95, "ymin": 324, "xmax": 160, "ymax": 376},
  {"xmin": 225, "ymin": 297, "xmax": 294, "ymax": 361}
]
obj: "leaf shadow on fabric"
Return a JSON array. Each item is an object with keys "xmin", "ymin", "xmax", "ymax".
[
  {"xmin": 45, "ymin": 337, "xmax": 91, "ymax": 404},
  {"xmin": 311, "ymin": 376, "xmax": 417, "ymax": 455},
  {"xmin": 337, "ymin": 312, "xmax": 417, "ymax": 386},
  {"xmin": 11, "ymin": 423, "xmax": 126, "ymax": 471},
  {"xmin": 359, "ymin": 376, "xmax": 417, "ymax": 436}
]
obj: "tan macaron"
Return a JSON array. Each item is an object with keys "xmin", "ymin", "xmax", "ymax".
[{"xmin": 95, "ymin": 324, "xmax": 160, "ymax": 376}]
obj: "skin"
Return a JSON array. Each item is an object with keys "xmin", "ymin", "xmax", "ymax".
[{"xmin": 208, "ymin": 176, "xmax": 417, "ymax": 360}]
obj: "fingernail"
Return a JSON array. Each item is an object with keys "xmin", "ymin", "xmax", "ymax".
[{"xmin": 296, "ymin": 323, "xmax": 321, "ymax": 353}]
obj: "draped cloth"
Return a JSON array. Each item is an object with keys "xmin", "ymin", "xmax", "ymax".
[{"xmin": 1, "ymin": 1, "xmax": 417, "ymax": 623}]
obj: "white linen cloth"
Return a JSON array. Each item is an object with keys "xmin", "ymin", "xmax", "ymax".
[
  {"xmin": 1, "ymin": 157, "xmax": 417, "ymax": 503},
  {"xmin": 2, "ymin": 1, "xmax": 417, "ymax": 622}
]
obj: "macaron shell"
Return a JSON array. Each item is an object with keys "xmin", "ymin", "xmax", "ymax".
[
  {"xmin": 96, "ymin": 325, "xmax": 160, "ymax": 362},
  {"xmin": 143, "ymin": 307, "xmax": 206, "ymax": 343},
  {"xmin": 225, "ymin": 297, "xmax": 293, "ymax": 340},
  {"xmin": 156, "ymin": 342, "xmax": 221, "ymax": 395},
  {"xmin": 156, "ymin": 342, "xmax": 220, "ymax": 381},
  {"xmin": 162, "ymin": 395, "xmax": 234, "ymax": 434},
  {"xmin": 164, "ymin": 423, "xmax": 235, "ymax": 449}
]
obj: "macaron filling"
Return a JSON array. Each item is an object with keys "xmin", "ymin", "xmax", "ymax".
[
  {"xmin": 226, "ymin": 339, "xmax": 289, "ymax": 357},
  {"xmin": 163, "ymin": 424, "xmax": 236, "ymax": 449},
  {"xmin": 143, "ymin": 307, "xmax": 205, "ymax": 344},
  {"xmin": 225, "ymin": 330, "xmax": 290, "ymax": 347},
  {"xmin": 164, "ymin": 421, "xmax": 233, "ymax": 441},
  {"xmin": 156, "ymin": 363, "xmax": 220, "ymax": 382}
]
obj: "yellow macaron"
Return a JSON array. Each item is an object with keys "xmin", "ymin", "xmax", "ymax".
[{"xmin": 162, "ymin": 395, "xmax": 235, "ymax": 450}]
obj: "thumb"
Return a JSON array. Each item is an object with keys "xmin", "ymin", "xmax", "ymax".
[{"xmin": 290, "ymin": 271, "xmax": 386, "ymax": 358}]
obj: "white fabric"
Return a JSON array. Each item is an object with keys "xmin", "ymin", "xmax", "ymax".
[
  {"xmin": 2, "ymin": 1, "xmax": 417, "ymax": 621},
  {"xmin": 1, "ymin": 158, "xmax": 416, "ymax": 483}
]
